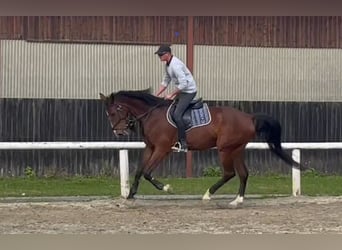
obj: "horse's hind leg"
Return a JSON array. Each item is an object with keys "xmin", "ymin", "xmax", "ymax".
[
  {"xmin": 229, "ymin": 153, "xmax": 249, "ymax": 207},
  {"xmin": 202, "ymin": 153, "xmax": 235, "ymax": 200},
  {"xmin": 203, "ymin": 145, "xmax": 248, "ymax": 207}
]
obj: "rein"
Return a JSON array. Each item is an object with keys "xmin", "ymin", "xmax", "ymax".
[
  {"xmin": 134, "ymin": 101, "xmax": 166, "ymax": 121},
  {"xmin": 111, "ymin": 98, "xmax": 170, "ymax": 131}
]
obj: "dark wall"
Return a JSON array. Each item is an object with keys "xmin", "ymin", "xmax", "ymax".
[{"xmin": 1, "ymin": 99, "xmax": 341, "ymax": 177}]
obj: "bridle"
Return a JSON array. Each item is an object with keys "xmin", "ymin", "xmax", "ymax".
[
  {"xmin": 106, "ymin": 101, "xmax": 166, "ymax": 134},
  {"xmin": 106, "ymin": 103, "xmax": 133, "ymax": 134}
]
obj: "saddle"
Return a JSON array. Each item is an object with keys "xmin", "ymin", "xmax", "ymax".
[{"xmin": 166, "ymin": 98, "xmax": 211, "ymax": 131}]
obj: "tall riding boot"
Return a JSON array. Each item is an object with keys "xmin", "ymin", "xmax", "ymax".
[
  {"xmin": 178, "ymin": 127, "xmax": 188, "ymax": 152},
  {"xmin": 171, "ymin": 127, "xmax": 188, "ymax": 152},
  {"xmin": 179, "ymin": 138, "xmax": 188, "ymax": 152}
]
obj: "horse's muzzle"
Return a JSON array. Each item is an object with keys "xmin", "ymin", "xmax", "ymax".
[{"xmin": 112, "ymin": 128, "xmax": 129, "ymax": 137}]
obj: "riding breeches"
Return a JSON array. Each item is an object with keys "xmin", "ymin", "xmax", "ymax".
[{"xmin": 172, "ymin": 92, "xmax": 197, "ymax": 142}]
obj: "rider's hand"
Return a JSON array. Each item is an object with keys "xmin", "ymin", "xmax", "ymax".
[{"xmin": 165, "ymin": 94, "xmax": 174, "ymax": 100}]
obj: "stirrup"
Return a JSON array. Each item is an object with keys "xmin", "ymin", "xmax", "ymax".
[{"xmin": 171, "ymin": 141, "xmax": 188, "ymax": 153}]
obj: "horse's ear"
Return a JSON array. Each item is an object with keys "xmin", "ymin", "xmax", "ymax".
[
  {"xmin": 109, "ymin": 93, "xmax": 115, "ymax": 103},
  {"xmin": 99, "ymin": 93, "xmax": 107, "ymax": 101},
  {"xmin": 143, "ymin": 87, "xmax": 152, "ymax": 94}
]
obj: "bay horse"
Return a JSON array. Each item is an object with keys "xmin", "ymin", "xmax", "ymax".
[{"xmin": 100, "ymin": 88, "xmax": 305, "ymax": 207}]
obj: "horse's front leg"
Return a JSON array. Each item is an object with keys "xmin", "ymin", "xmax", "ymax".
[
  {"xmin": 143, "ymin": 148, "xmax": 173, "ymax": 193},
  {"xmin": 127, "ymin": 169, "xmax": 143, "ymax": 199},
  {"xmin": 127, "ymin": 146, "xmax": 153, "ymax": 199},
  {"xmin": 143, "ymin": 173, "xmax": 173, "ymax": 193}
]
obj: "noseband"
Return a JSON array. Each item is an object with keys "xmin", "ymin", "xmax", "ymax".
[{"xmin": 107, "ymin": 103, "xmax": 133, "ymax": 131}]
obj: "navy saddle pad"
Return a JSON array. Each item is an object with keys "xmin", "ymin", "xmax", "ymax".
[{"xmin": 166, "ymin": 100, "xmax": 211, "ymax": 131}]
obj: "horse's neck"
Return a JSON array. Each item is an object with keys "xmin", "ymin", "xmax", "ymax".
[{"xmin": 123, "ymin": 100, "xmax": 150, "ymax": 117}]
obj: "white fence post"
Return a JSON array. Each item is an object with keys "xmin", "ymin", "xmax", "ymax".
[
  {"xmin": 292, "ymin": 149, "xmax": 301, "ymax": 196},
  {"xmin": 119, "ymin": 149, "xmax": 130, "ymax": 198}
]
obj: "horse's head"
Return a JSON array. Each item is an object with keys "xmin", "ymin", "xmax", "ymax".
[{"xmin": 99, "ymin": 93, "xmax": 135, "ymax": 137}]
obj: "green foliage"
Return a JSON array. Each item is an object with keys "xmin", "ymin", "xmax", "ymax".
[
  {"xmin": 24, "ymin": 167, "xmax": 36, "ymax": 179},
  {"xmin": 202, "ymin": 166, "xmax": 221, "ymax": 177},
  {"xmin": 302, "ymin": 168, "xmax": 325, "ymax": 178}
]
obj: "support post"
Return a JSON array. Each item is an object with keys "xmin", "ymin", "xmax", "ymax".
[
  {"xmin": 186, "ymin": 16, "xmax": 194, "ymax": 178},
  {"xmin": 119, "ymin": 149, "xmax": 130, "ymax": 198},
  {"xmin": 186, "ymin": 151, "xmax": 193, "ymax": 178},
  {"xmin": 292, "ymin": 149, "xmax": 301, "ymax": 196}
]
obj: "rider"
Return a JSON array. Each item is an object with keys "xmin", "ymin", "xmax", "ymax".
[{"xmin": 154, "ymin": 44, "xmax": 198, "ymax": 153}]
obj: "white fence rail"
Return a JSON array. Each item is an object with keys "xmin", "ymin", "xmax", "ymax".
[{"xmin": 1, "ymin": 142, "xmax": 342, "ymax": 198}]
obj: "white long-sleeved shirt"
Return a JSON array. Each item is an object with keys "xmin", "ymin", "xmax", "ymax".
[{"xmin": 161, "ymin": 56, "xmax": 197, "ymax": 93}]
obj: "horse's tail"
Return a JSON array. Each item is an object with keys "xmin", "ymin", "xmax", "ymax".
[{"xmin": 253, "ymin": 113, "xmax": 306, "ymax": 171}]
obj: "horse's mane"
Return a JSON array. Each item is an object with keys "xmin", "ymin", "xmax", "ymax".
[{"xmin": 113, "ymin": 88, "xmax": 171, "ymax": 107}]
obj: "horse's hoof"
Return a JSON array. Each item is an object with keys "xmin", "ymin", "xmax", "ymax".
[
  {"xmin": 214, "ymin": 201, "xmax": 243, "ymax": 209},
  {"xmin": 201, "ymin": 199, "xmax": 211, "ymax": 206},
  {"xmin": 228, "ymin": 199, "xmax": 244, "ymax": 209},
  {"xmin": 202, "ymin": 196, "xmax": 211, "ymax": 201},
  {"xmin": 202, "ymin": 189, "xmax": 211, "ymax": 200},
  {"xmin": 126, "ymin": 193, "xmax": 136, "ymax": 200},
  {"xmin": 227, "ymin": 202, "xmax": 243, "ymax": 209},
  {"xmin": 228, "ymin": 195, "xmax": 244, "ymax": 208},
  {"xmin": 163, "ymin": 184, "xmax": 173, "ymax": 193}
]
